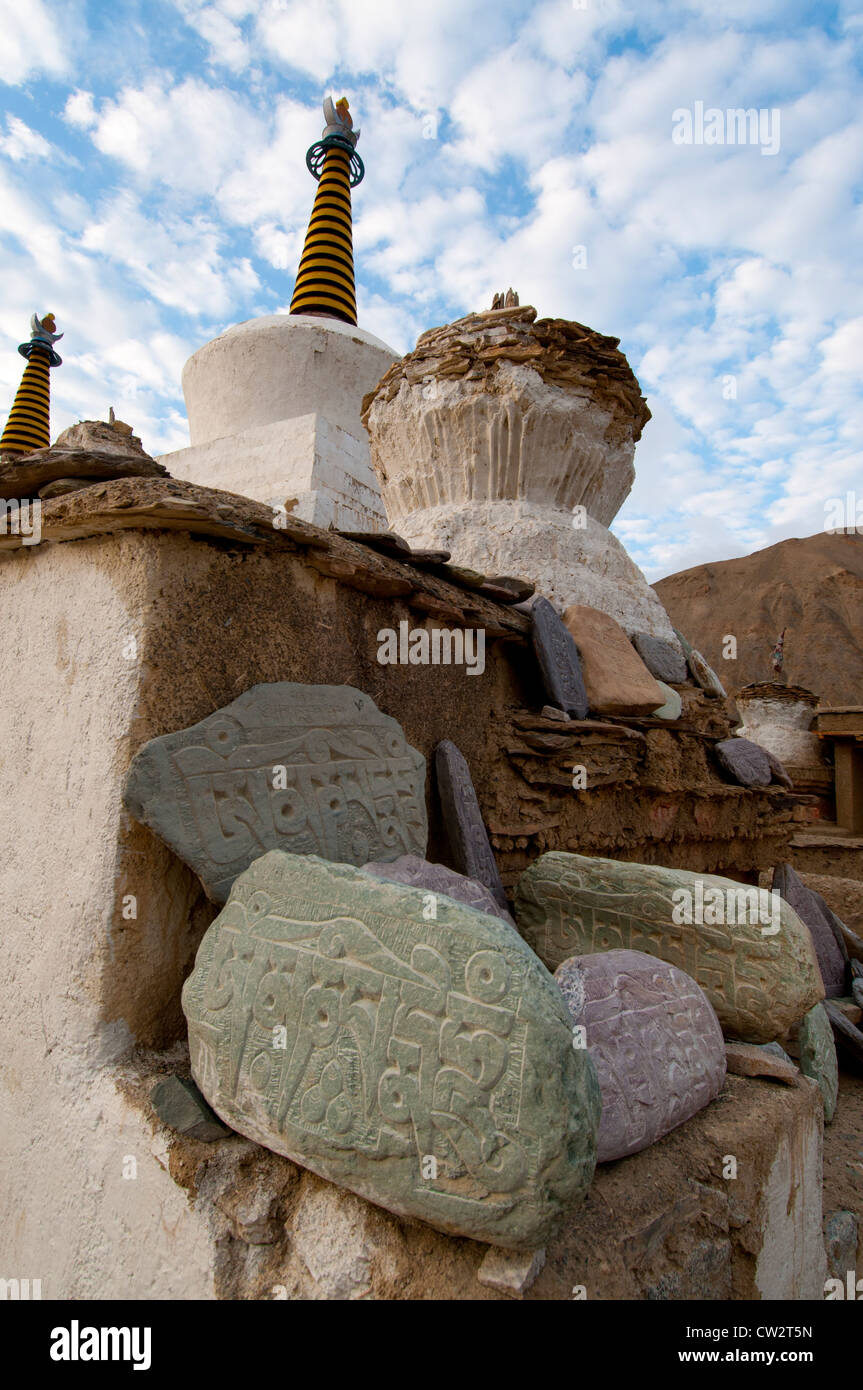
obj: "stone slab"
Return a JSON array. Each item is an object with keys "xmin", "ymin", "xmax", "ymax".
[
  {"xmin": 794, "ymin": 1003, "xmax": 839, "ymax": 1123},
  {"xmin": 824, "ymin": 1210, "xmax": 858, "ymax": 1280},
  {"xmin": 182, "ymin": 851, "xmax": 601, "ymax": 1249},
  {"xmin": 150, "ymin": 1074, "xmax": 233, "ymax": 1142},
  {"xmin": 514, "ymin": 852, "xmax": 824, "ymax": 1044},
  {"xmin": 824, "ymin": 1000, "xmax": 863, "ymax": 1071},
  {"xmin": 688, "ymin": 646, "xmax": 726, "ymax": 698},
  {"xmin": 124, "ymin": 683, "xmax": 427, "ymax": 903},
  {"xmin": 715, "ymin": 738, "xmax": 772, "ymax": 788},
  {"xmin": 773, "ymin": 863, "xmax": 847, "ymax": 998},
  {"xmin": 554, "ymin": 949, "xmax": 726, "ymax": 1161},
  {"xmin": 562, "ymin": 604, "xmax": 666, "ymax": 716},
  {"xmin": 724, "ymin": 1043, "xmax": 798, "ymax": 1084},
  {"xmin": 434, "ymin": 740, "xmax": 508, "ymax": 910},
  {"xmin": 652, "ymin": 681, "xmax": 682, "ymax": 721},
  {"xmin": 530, "ymin": 597, "xmax": 589, "ymax": 719},
  {"xmin": 476, "ymin": 1245, "xmax": 546, "ymax": 1295},
  {"xmin": 631, "ymin": 631, "xmax": 688, "ymax": 685},
  {"xmin": 362, "ymin": 854, "xmax": 515, "ymax": 925}
]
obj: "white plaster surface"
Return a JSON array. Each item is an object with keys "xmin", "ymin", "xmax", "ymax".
[
  {"xmin": 395, "ymin": 499, "xmax": 677, "ymax": 639},
  {"xmin": 737, "ymin": 697, "xmax": 830, "ymax": 785}
]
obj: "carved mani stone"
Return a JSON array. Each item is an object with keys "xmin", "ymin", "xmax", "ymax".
[
  {"xmin": 434, "ymin": 740, "xmax": 508, "ymax": 910},
  {"xmin": 514, "ymin": 852, "xmax": 824, "ymax": 1044},
  {"xmin": 182, "ymin": 851, "xmax": 601, "ymax": 1249},
  {"xmin": 562, "ymin": 605, "xmax": 666, "ymax": 716},
  {"xmin": 715, "ymin": 737, "xmax": 773, "ymax": 788},
  {"xmin": 529, "ymin": 597, "xmax": 589, "ymax": 719},
  {"xmin": 687, "ymin": 647, "xmax": 726, "ymax": 698},
  {"xmin": 554, "ymin": 950, "xmax": 726, "ymax": 1162},
  {"xmin": 362, "ymin": 854, "xmax": 515, "ymax": 925},
  {"xmin": 631, "ymin": 632, "xmax": 688, "ymax": 686},
  {"xmin": 124, "ymin": 683, "xmax": 427, "ymax": 902}
]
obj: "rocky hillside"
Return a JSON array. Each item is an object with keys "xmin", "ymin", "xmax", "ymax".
[{"xmin": 654, "ymin": 532, "xmax": 863, "ymax": 705}]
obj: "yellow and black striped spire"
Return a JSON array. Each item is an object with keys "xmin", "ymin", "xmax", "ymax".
[
  {"xmin": 0, "ymin": 313, "xmax": 63, "ymax": 455},
  {"xmin": 290, "ymin": 97, "xmax": 365, "ymax": 326}
]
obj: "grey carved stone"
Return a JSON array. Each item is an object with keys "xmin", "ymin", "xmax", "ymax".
[
  {"xmin": 182, "ymin": 851, "xmax": 601, "ymax": 1249},
  {"xmin": 631, "ymin": 632, "xmax": 688, "ymax": 686},
  {"xmin": 773, "ymin": 863, "xmax": 847, "ymax": 998},
  {"xmin": 529, "ymin": 597, "xmax": 589, "ymax": 719},
  {"xmin": 715, "ymin": 737, "xmax": 772, "ymax": 788},
  {"xmin": 434, "ymin": 740, "xmax": 508, "ymax": 910},
  {"xmin": 362, "ymin": 854, "xmax": 515, "ymax": 925},
  {"xmin": 554, "ymin": 949, "xmax": 726, "ymax": 1162},
  {"xmin": 796, "ymin": 1003, "xmax": 839, "ymax": 1122},
  {"xmin": 514, "ymin": 852, "xmax": 824, "ymax": 1044},
  {"xmin": 124, "ymin": 683, "xmax": 427, "ymax": 902}
]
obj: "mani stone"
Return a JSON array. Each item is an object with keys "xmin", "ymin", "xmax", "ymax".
[
  {"xmin": 794, "ymin": 1003, "xmax": 839, "ymax": 1122},
  {"xmin": 715, "ymin": 737, "xmax": 772, "ymax": 788},
  {"xmin": 150, "ymin": 1074, "xmax": 232, "ymax": 1142},
  {"xmin": 361, "ymin": 854, "xmax": 515, "ymax": 925},
  {"xmin": 562, "ymin": 604, "xmax": 665, "ymax": 716},
  {"xmin": 554, "ymin": 949, "xmax": 726, "ymax": 1162},
  {"xmin": 434, "ymin": 740, "xmax": 508, "ymax": 911},
  {"xmin": 652, "ymin": 681, "xmax": 682, "ymax": 721},
  {"xmin": 631, "ymin": 632, "xmax": 688, "ymax": 686},
  {"xmin": 181, "ymin": 851, "xmax": 601, "ymax": 1250},
  {"xmin": 824, "ymin": 1000, "xmax": 863, "ymax": 1072},
  {"xmin": 687, "ymin": 647, "xmax": 726, "ymax": 698},
  {"xmin": 529, "ymin": 597, "xmax": 589, "ymax": 719},
  {"xmin": 123, "ymin": 682, "xmax": 427, "ymax": 903},
  {"xmin": 514, "ymin": 852, "xmax": 824, "ymax": 1044},
  {"xmin": 773, "ymin": 863, "xmax": 848, "ymax": 998}
]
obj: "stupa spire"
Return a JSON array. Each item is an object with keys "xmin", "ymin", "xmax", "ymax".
[
  {"xmin": 290, "ymin": 97, "xmax": 365, "ymax": 326},
  {"xmin": 0, "ymin": 312, "xmax": 63, "ymax": 455}
]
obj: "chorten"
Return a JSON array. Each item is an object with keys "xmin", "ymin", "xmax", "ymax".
[
  {"xmin": 0, "ymin": 313, "xmax": 63, "ymax": 455},
  {"xmin": 161, "ymin": 98, "xmax": 397, "ymax": 531}
]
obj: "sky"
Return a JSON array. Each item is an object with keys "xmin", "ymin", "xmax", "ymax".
[{"xmin": 1, "ymin": 0, "xmax": 861, "ymax": 580}]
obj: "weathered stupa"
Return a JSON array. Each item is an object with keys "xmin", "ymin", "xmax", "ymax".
[
  {"xmin": 161, "ymin": 98, "xmax": 397, "ymax": 530},
  {"xmin": 361, "ymin": 302, "xmax": 676, "ymax": 640}
]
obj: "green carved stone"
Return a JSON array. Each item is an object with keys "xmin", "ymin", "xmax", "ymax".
[
  {"xmin": 182, "ymin": 851, "xmax": 600, "ymax": 1249},
  {"xmin": 796, "ymin": 1003, "xmax": 838, "ymax": 1123},
  {"xmin": 514, "ymin": 852, "xmax": 824, "ymax": 1044}
]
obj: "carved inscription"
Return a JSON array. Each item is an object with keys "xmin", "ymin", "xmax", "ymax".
[
  {"xmin": 515, "ymin": 852, "xmax": 824, "ymax": 1044},
  {"xmin": 124, "ymin": 683, "xmax": 427, "ymax": 901},
  {"xmin": 182, "ymin": 851, "xmax": 600, "ymax": 1248}
]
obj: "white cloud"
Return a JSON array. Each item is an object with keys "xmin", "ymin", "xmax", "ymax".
[
  {"xmin": 0, "ymin": 0, "xmax": 70, "ymax": 86},
  {"xmin": 0, "ymin": 117, "xmax": 52, "ymax": 162},
  {"xmin": 63, "ymin": 90, "xmax": 97, "ymax": 129}
]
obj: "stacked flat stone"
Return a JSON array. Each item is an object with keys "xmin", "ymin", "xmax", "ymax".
[
  {"xmin": 362, "ymin": 854, "xmax": 515, "ymax": 925},
  {"xmin": 182, "ymin": 851, "xmax": 601, "ymax": 1249}
]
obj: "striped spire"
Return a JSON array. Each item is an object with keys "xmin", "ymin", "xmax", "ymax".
[
  {"xmin": 290, "ymin": 97, "xmax": 365, "ymax": 326},
  {"xmin": 1, "ymin": 313, "xmax": 63, "ymax": 455}
]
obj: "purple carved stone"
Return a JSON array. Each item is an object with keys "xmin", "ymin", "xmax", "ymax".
[
  {"xmin": 554, "ymin": 949, "xmax": 726, "ymax": 1162},
  {"xmin": 773, "ymin": 863, "xmax": 848, "ymax": 998},
  {"xmin": 361, "ymin": 854, "xmax": 515, "ymax": 926},
  {"xmin": 530, "ymin": 597, "xmax": 589, "ymax": 720},
  {"xmin": 715, "ymin": 737, "xmax": 772, "ymax": 788},
  {"xmin": 434, "ymin": 739, "xmax": 508, "ymax": 910}
]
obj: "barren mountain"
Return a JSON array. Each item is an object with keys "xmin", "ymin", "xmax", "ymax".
[{"xmin": 654, "ymin": 532, "xmax": 863, "ymax": 705}]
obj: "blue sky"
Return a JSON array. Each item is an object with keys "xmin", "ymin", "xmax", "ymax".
[{"xmin": 1, "ymin": 0, "xmax": 861, "ymax": 579}]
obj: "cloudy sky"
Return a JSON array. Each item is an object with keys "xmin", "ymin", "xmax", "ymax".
[{"xmin": 1, "ymin": 0, "xmax": 860, "ymax": 579}]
